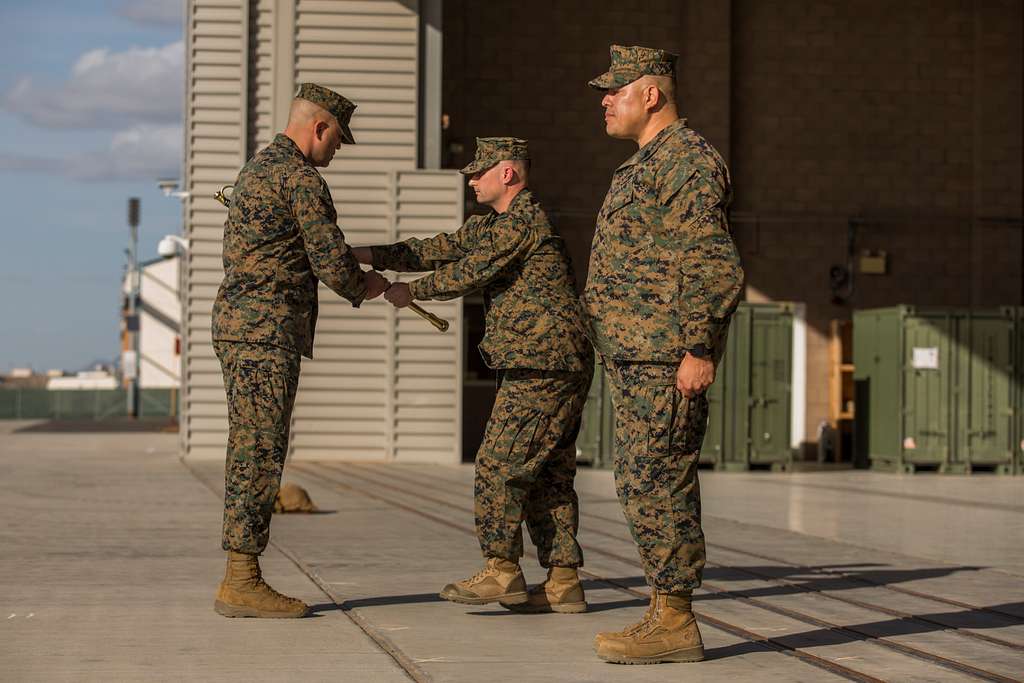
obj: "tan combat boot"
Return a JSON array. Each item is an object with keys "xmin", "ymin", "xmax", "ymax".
[
  {"xmin": 501, "ymin": 566, "xmax": 587, "ymax": 613},
  {"xmin": 594, "ymin": 592, "xmax": 704, "ymax": 664},
  {"xmin": 214, "ymin": 551, "xmax": 309, "ymax": 618},
  {"xmin": 594, "ymin": 591, "xmax": 657, "ymax": 646},
  {"xmin": 439, "ymin": 557, "xmax": 528, "ymax": 605}
]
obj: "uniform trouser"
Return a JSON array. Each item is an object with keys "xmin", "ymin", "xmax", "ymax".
[
  {"xmin": 474, "ymin": 367, "xmax": 592, "ymax": 568},
  {"xmin": 604, "ymin": 360, "xmax": 708, "ymax": 593},
  {"xmin": 214, "ymin": 341, "xmax": 301, "ymax": 555}
]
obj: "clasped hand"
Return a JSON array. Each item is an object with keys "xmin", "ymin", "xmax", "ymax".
[
  {"xmin": 361, "ymin": 270, "xmax": 413, "ymax": 308},
  {"xmin": 356, "ymin": 247, "xmax": 413, "ymax": 309},
  {"xmin": 362, "ymin": 269, "xmax": 389, "ymax": 300}
]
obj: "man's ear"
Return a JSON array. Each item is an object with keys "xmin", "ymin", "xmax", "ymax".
[
  {"xmin": 314, "ymin": 120, "xmax": 329, "ymax": 140},
  {"xmin": 502, "ymin": 165, "xmax": 516, "ymax": 185},
  {"xmin": 644, "ymin": 84, "xmax": 662, "ymax": 112}
]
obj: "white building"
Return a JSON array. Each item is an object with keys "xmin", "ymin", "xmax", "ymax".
[
  {"xmin": 122, "ymin": 256, "xmax": 182, "ymax": 389},
  {"xmin": 47, "ymin": 371, "xmax": 119, "ymax": 391},
  {"xmin": 182, "ymin": 0, "xmax": 462, "ymax": 463}
]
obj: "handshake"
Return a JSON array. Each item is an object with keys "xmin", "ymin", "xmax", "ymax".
[{"xmin": 355, "ymin": 247, "xmax": 412, "ymax": 308}]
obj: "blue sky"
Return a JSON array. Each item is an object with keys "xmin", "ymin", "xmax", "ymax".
[{"xmin": 0, "ymin": 0, "xmax": 185, "ymax": 372}]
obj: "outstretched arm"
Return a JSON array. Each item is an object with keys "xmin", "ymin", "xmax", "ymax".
[
  {"xmin": 357, "ymin": 215, "xmax": 488, "ymax": 273},
  {"xmin": 407, "ymin": 215, "xmax": 536, "ymax": 302}
]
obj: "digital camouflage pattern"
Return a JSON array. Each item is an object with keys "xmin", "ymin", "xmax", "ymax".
[
  {"xmin": 588, "ymin": 44, "xmax": 678, "ymax": 91},
  {"xmin": 294, "ymin": 82, "xmax": 356, "ymax": 144},
  {"xmin": 214, "ymin": 341, "xmax": 301, "ymax": 555},
  {"xmin": 474, "ymin": 368, "xmax": 592, "ymax": 568},
  {"xmin": 583, "ymin": 117, "xmax": 744, "ymax": 363},
  {"xmin": 460, "ymin": 136, "xmax": 530, "ymax": 175},
  {"xmin": 604, "ymin": 360, "xmax": 707, "ymax": 591},
  {"xmin": 212, "ymin": 133, "xmax": 366, "ymax": 359},
  {"xmin": 585, "ymin": 112, "xmax": 742, "ymax": 594},
  {"xmin": 370, "ymin": 184, "xmax": 593, "ymax": 566},
  {"xmin": 370, "ymin": 188, "xmax": 592, "ymax": 372}
]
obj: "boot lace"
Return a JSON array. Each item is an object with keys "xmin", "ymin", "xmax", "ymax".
[
  {"xmin": 248, "ymin": 563, "xmax": 301, "ymax": 605},
  {"xmin": 618, "ymin": 595, "xmax": 661, "ymax": 635},
  {"xmin": 465, "ymin": 565, "xmax": 498, "ymax": 587}
]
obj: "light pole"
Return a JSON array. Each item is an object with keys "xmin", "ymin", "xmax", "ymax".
[{"xmin": 125, "ymin": 197, "xmax": 141, "ymax": 417}]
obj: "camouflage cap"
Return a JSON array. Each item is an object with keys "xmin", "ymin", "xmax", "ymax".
[
  {"xmin": 460, "ymin": 137, "xmax": 530, "ymax": 175},
  {"xmin": 295, "ymin": 83, "xmax": 357, "ymax": 144},
  {"xmin": 588, "ymin": 44, "xmax": 678, "ymax": 90}
]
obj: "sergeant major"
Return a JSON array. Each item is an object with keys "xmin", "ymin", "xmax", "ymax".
[{"xmin": 583, "ymin": 45, "xmax": 744, "ymax": 664}]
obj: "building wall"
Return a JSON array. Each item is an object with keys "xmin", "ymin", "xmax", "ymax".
[
  {"xmin": 183, "ymin": 0, "xmax": 464, "ymax": 462},
  {"xmin": 442, "ymin": 0, "xmax": 1023, "ymax": 454}
]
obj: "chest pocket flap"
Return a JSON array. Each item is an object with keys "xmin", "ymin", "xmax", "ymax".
[{"xmin": 657, "ymin": 168, "xmax": 698, "ymax": 206}]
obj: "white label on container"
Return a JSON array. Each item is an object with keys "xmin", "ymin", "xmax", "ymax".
[{"xmin": 911, "ymin": 347, "xmax": 939, "ymax": 370}]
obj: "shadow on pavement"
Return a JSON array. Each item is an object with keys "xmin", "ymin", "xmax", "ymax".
[
  {"xmin": 15, "ymin": 417, "xmax": 179, "ymax": 433},
  {"xmin": 466, "ymin": 597, "xmax": 649, "ymax": 616}
]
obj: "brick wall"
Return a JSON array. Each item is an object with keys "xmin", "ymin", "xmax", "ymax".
[{"xmin": 442, "ymin": 0, "xmax": 1023, "ymax": 454}]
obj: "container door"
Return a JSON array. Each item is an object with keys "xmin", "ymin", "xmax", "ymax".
[
  {"xmin": 721, "ymin": 305, "xmax": 752, "ymax": 468},
  {"xmin": 902, "ymin": 315, "xmax": 952, "ymax": 465},
  {"xmin": 703, "ymin": 304, "xmax": 746, "ymax": 467},
  {"xmin": 701, "ymin": 360, "xmax": 726, "ymax": 465},
  {"xmin": 955, "ymin": 313, "xmax": 1015, "ymax": 467},
  {"xmin": 749, "ymin": 308, "xmax": 792, "ymax": 463}
]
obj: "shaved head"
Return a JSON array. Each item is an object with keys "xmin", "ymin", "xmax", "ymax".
[
  {"xmin": 468, "ymin": 159, "xmax": 530, "ymax": 213},
  {"xmin": 284, "ymin": 97, "xmax": 345, "ymax": 166},
  {"xmin": 499, "ymin": 159, "xmax": 530, "ymax": 184},
  {"xmin": 634, "ymin": 75, "xmax": 677, "ymax": 108},
  {"xmin": 287, "ymin": 97, "xmax": 337, "ymax": 128}
]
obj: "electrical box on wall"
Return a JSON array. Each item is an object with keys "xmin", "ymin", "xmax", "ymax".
[{"xmin": 859, "ymin": 250, "xmax": 888, "ymax": 275}]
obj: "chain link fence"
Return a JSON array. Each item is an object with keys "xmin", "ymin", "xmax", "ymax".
[{"xmin": 0, "ymin": 389, "xmax": 178, "ymax": 420}]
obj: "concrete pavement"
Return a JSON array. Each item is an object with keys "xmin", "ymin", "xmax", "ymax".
[{"xmin": 2, "ymin": 421, "xmax": 1022, "ymax": 682}]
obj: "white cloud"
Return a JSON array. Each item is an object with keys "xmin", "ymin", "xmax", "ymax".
[
  {"xmin": 116, "ymin": 0, "xmax": 184, "ymax": 27},
  {"xmin": 0, "ymin": 124, "xmax": 182, "ymax": 182},
  {"xmin": 2, "ymin": 41, "xmax": 184, "ymax": 130}
]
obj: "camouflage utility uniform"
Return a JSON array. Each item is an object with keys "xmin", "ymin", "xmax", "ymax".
[
  {"xmin": 371, "ymin": 145, "xmax": 593, "ymax": 567},
  {"xmin": 212, "ymin": 112, "xmax": 365, "ymax": 554},
  {"xmin": 583, "ymin": 113, "xmax": 744, "ymax": 592}
]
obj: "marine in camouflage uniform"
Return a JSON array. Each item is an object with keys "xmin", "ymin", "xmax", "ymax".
[
  {"xmin": 210, "ymin": 83, "xmax": 385, "ymax": 618},
  {"xmin": 362, "ymin": 138, "xmax": 594, "ymax": 611},
  {"xmin": 584, "ymin": 46, "xmax": 744, "ymax": 662}
]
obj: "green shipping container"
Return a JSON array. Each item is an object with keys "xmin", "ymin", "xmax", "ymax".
[
  {"xmin": 578, "ymin": 302, "xmax": 805, "ymax": 471},
  {"xmin": 853, "ymin": 306, "xmax": 1017, "ymax": 474},
  {"xmin": 575, "ymin": 366, "xmax": 614, "ymax": 469}
]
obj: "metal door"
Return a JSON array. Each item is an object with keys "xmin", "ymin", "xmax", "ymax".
[
  {"xmin": 954, "ymin": 311, "xmax": 1015, "ymax": 470},
  {"xmin": 748, "ymin": 308, "xmax": 793, "ymax": 463},
  {"xmin": 901, "ymin": 314, "xmax": 952, "ymax": 465}
]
